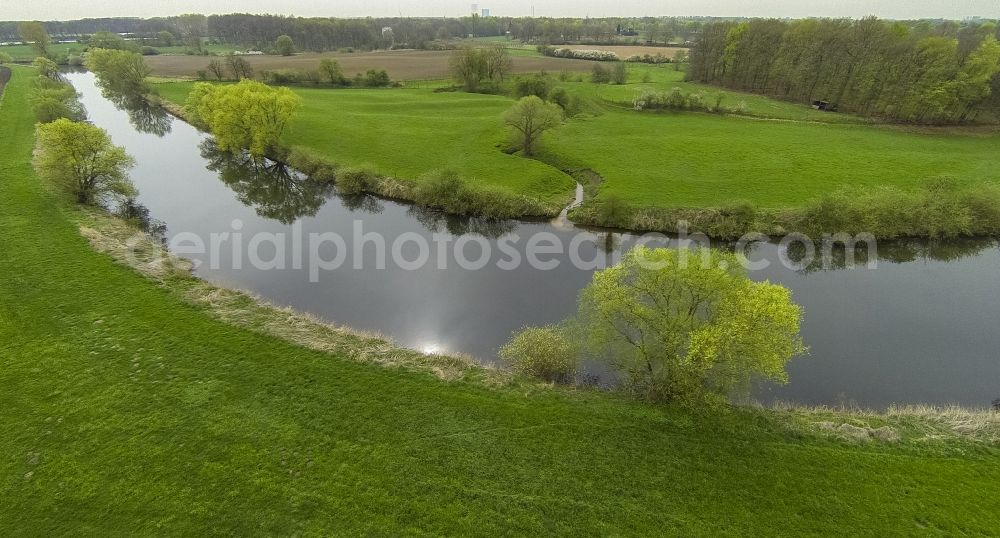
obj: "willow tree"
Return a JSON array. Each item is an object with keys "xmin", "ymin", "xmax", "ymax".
[
  {"xmin": 575, "ymin": 246, "xmax": 806, "ymax": 404},
  {"xmin": 503, "ymin": 95, "xmax": 563, "ymax": 157},
  {"xmin": 84, "ymin": 48, "xmax": 153, "ymax": 96},
  {"xmin": 35, "ymin": 119, "xmax": 136, "ymax": 205},
  {"xmin": 185, "ymin": 80, "xmax": 302, "ymax": 159}
]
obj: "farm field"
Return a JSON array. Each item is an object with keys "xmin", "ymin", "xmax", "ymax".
[
  {"xmin": 156, "ymin": 70, "xmax": 1000, "ymax": 210},
  {"xmin": 146, "ymin": 49, "xmax": 600, "ymax": 80},
  {"xmin": 4, "ymin": 65, "xmax": 1000, "ymax": 536}
]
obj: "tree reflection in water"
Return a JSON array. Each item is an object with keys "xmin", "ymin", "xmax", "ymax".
[
  {"xmin": 200, "ymin": 140, "xmax": 334, "ymax": 225},
  {"xmin": 407, "ymin": 205, "xmax": 517, "ymax": 239},
  {"xmin": 103, "ymin": 87, "xmax": 173, "ymax": 137},
  {"xmin": 116, "ymin": 198, "xmax": 168, "ymax": 244},
  {"xmin": 339, "ymin": 192, "xmax": 385, "ymax": 215},
  {"xmin": 778, "ymin": 236, "xmax": 999, "ymax": 273}
]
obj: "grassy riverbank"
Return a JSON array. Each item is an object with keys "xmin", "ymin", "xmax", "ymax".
[{"xmin": 6, "ymin": 66, "xmax": 1000, "ymax": 534}]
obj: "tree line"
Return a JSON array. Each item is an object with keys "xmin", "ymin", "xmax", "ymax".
[
  {"xmin": 1, "ymin": 15, "xmax": 709, "ymax": 51},
  {"xmin": 688, "ymin": 17, "xmax": 1000, "ymax": 124}
]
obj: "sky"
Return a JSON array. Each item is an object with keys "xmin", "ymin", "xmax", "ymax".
[{"xmin": 2, "ymin": 0, "xmax": 998, "ymax": 21}]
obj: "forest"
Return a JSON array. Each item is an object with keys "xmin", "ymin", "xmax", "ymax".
[{"xmin": 687, "ymin": 17, "xmax": 1000, "ymax": 123}]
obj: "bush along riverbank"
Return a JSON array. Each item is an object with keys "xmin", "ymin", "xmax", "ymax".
[{"xmin": 570, "ymin": 178, "xmax": 1000, "ymax": 240}]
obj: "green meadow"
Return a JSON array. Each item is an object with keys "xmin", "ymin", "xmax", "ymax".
[
  {"xmin": 4, "ymin": 64, "xmax": 1000, "ymax": 536},
  {"xmin": 156, "ymin": 62, "xmax": 1000, "ymax": 212}
]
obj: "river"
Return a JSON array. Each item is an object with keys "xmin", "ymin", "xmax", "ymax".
[{"xmin": 67, "ymin": 71, "xmax": 1000, "ymax": 408}]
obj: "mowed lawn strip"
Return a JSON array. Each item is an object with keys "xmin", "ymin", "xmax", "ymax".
[{"xmin": 3, "ymin": 66, "xmax": 1000, "ymax": 535}]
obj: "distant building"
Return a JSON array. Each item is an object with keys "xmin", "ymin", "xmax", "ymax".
[{"xmin": 482, "ymin": 8, "xmax": 491, "ymax": 17}]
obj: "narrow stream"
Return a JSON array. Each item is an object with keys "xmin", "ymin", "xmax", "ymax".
[{"xmin": 68, "ymin": 71, "xmax": 1000, "ymax": 408}]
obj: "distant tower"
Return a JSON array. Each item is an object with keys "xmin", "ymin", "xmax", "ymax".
[{"xmin": 471, "ymin": 3, "xmax": 479, "ymax": 15}]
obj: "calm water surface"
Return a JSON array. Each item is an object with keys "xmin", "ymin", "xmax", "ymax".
[{"xmin": 68, "ymin": 72, "xmax": 1000, "ymax": 408}]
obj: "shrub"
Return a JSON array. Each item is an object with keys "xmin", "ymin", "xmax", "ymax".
[
  {"xmin": 67, "ymin": 54, "xmax": 84, "ymax": 67},
  {"xmin": 140, "ymin": 46, "xmax": 159, "ymax": 56},
  {"xmin": 545, "ymin": 48, "xmax": 619, "ymax": 61},
  {"xmin": 500, "ymin": 325, "xmax": 578, "ymax": 383},
  {"xmin": 337, "ymin": 167, "xmax": 378, "ymax": 195},
  {"xmin": 513, "ymin": 74, "xmax": 552, "ymax": 100},
  {"xmin": 412, "ymin": 170, "xmax": 550, "ymax": 219},
  {"xmin": 261, "ymin": 69, "xmax": 305, "ymax": 85},
  {"xmin": 591, "ymin": 64, "xmax": 611, "ymax": 83},
  {"xmin": 549, "ymin": 87, "xmax": 570, "ymax": 109},
  {"xmin": 361, "ymin": 69, "xmax": 391, "ymax": 87},
  {"xmin": 287, "ymin": 146, "xmax": 337, "ymax": 182}
]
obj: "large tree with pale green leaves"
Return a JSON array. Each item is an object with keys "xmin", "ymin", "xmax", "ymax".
[
  {"xmin": 575, "ymin": 246, "xmax": 806, "ymax": 404},
  {"xmin": 503, "ymin": 95, "xmax": 563, "ymax": 157},
  {"xmin": 34, "ymin": 119, "xmax": 136, "ymax": 205},
  {"xmin": 184, "ymin": 80, "xmax": 302, "ymax": 159}
]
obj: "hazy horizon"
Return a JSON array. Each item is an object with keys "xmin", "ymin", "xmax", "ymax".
[{"xmin": 3, "ymin": 0, "xmax": 999, "ymax": 23}]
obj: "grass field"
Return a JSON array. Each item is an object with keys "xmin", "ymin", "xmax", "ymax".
[
  {"xmin": 156, "ymin": 81, "xmax": 575, "ymax": 205},
  {"xmin": 5, "ymin": 65, "xmax": 1000, "ymax": 535},
  {"xmin": 0, "ymin": 42, "xmax": 85, "ymax": 61},
  {"xmin": 156, "ymin": 67, "xmax": 1000, "ymax": 211},
  {"xmin": 539, "ymin": 106, "xmax": 1000, "ymax": 208}
]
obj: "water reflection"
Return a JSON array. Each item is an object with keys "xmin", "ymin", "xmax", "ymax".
[
  {"xmin": 116, "ymin": 198, "xmax": 167, "ymax": 243},
  {"xmin": 339, "ymin": 193, "xmax": 385, "ymax": 215},
  {"xmin": 407, "ymin": 205, "xmax": 517, "ymax": 239},
  {"xmin": 200, "ymin": 140, "xmax": 334, "ymax": 225},
  {"xmin": 781, "ymin": 237, "xmax": 999, "ymax": 273}
]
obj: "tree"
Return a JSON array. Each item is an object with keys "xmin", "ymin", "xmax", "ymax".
[
  {"xmin": 206, "ymin": 59, "xmax": 227, "ymax": 80},
  {"xmin": 575, "ymin": 246, "xmax": 806, "ymax": 404},
  {"xmin": 611, "ymin": 62, "xmax": 628, "ymax": 84},
  {"xmin": 591, "ymin": 64, "xmax": 611, "ymax": 83},
  {"xmin": 0, "ymin": 52, "xmax": 12, "ymax": 64},
  {"xmin": 30, "ymin": 77, "xmax": 86, "ymax": 123},
  {"xmin": 317, "ymin": 58, "xmax": 346, "ymax": 85},
  {"xmin": 87, "ymin": 31, "xmax": 137, "ymax": 52},
  {"xmin": 185, "ymin": 79, "xmax": 302, "ymax": 158},
  {"xmin": 84, "ymin": 48, "xmax": 153, "ymax": 97},
  {"xmin": 503, "ymin": 96, "xmax": 563, "ymax": 157},
  {"xmin": 275, "ymin": 35, "xmax": 295, "ymax": 56},
  {"xmin": 449, "ymin": 46, "xmax": 510, "ymax": 92},
  {"xmin": 672, "ymin": 48, "xmax": 689, "ymax": 71},
  {"xmin": 225, "ymin": 54, "xmax": 254, "ymax": 80},
  {"xmin": 32, "ymin": 57, "xmax": 60, "ymax": 79},
  {"xmin": 34, "ymin": 119, "xmax": 136, "ymax": 205},
  {"xmin": 18, "ymin": 21, "xmax": 50, "ymax": 58},
  {"xmin": 157, "ymin": 31, "xmax": 176, "ymax": 47}
]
